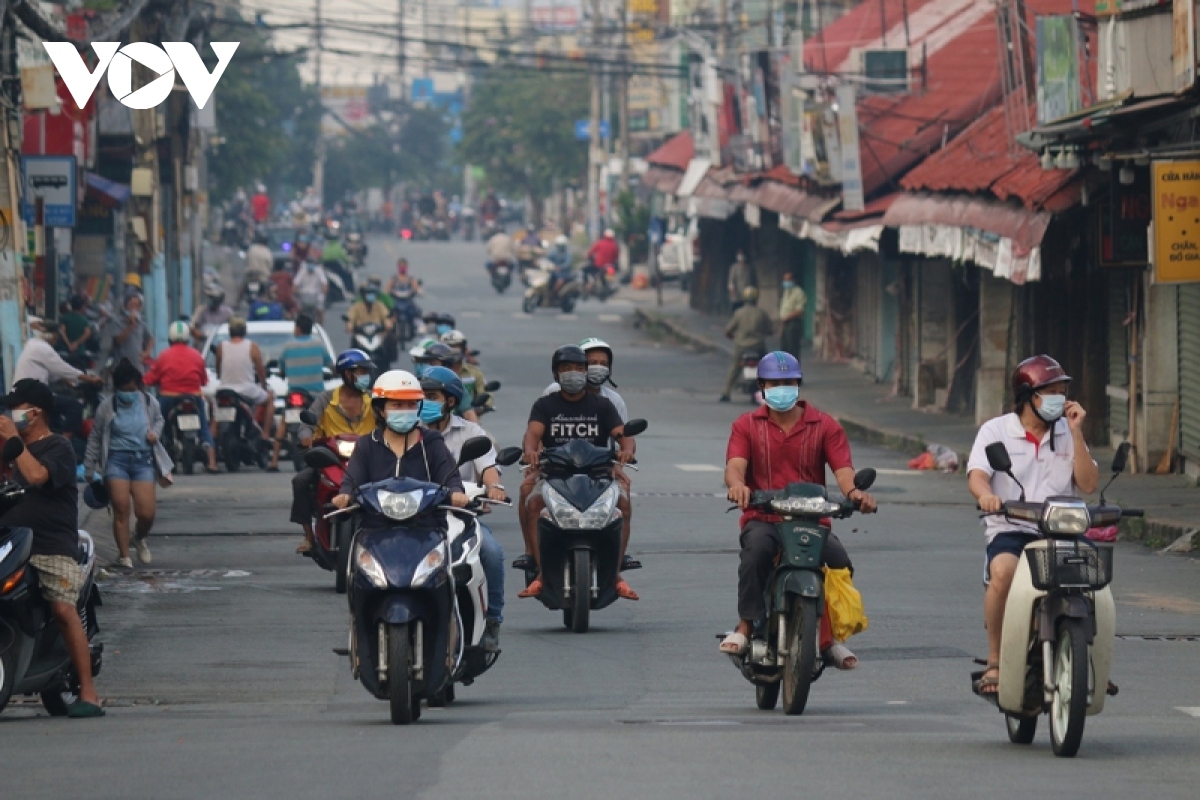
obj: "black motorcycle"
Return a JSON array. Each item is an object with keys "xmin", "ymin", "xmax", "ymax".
[
  {"xmin": 283, "ymin": 388, "xmax": 315, "ymax": 472},
  {"xmin": 0, "ymin": 439, "xmax": 103, "ymax": 717},
  {"xmin": 162, "ymin": 394, "xmax": 207, "ymax": 476},
  {"xmin": 331, "ymin": 436, "xmax": 492, "ymax": 724},
  {"xmin": 738, "ymin": 350, "xmax": 764, "ymax": 401},
  {"xmin": 213, "ymin": 389, "xmax": 268, "ymax": 473},
  {"xmin": 345, "ymin": 231, "xmax": 367, "ymax": 267},
  {"xmin": 490, "ymin": 260, "xmax": 513, "ymax": 294},
  {"xmin": 497, "ymin": 420, "xmax": 647, "ymax": 633}
]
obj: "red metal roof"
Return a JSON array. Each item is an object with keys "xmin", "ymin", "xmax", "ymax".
[
  {"xmin": 882, "ymin": 192, "xmax": 1053, "ymax": 250},
  {"xmin": 645, "ymin": 132, "xmax": 693, "ymax": 170}
]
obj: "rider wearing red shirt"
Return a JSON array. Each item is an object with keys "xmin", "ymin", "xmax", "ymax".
[
  {"xmin": 143, "ymin": 321, "xmax": 219, "ymax": 472},
  {"xmin": 587, "ymin": 229, "xmax": 619, "ymax": 269}
]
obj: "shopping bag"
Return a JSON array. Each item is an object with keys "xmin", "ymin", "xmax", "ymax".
[{"xmin": 823, "ymin": 566, "xmax": 868, "ymax": 641}]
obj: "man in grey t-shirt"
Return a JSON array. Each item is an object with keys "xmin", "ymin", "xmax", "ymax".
[{"xmin": 101, "ymin": 292, "xmax": 154, "ymax": 374}]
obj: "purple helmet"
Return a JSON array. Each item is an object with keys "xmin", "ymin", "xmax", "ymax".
[{"xmin": 756, "ymin": 351, "xmax": 802, "ymax": 382}]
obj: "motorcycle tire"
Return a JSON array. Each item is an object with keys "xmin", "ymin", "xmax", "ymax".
[
  {"xmin": 561, "ymin": 297, "xmax": 576, "ymax": 314},
  {"xmin": 1049, "ymin": 618, "xmax": 1089, "ymax": 757},
  {"xmin": 570, "ymin": 549, "xmax": 591, "ymax": 634},
  {"xmin": 222, "ymin": 432, "xmax": 241, "ymax": 474},
  {"xmin": 493, "ymin": 280, "xmax": 507, "ymax": 295},
  {"xmin": 781, "ymin": 596, "xmax": 819, "ymax": 716},
  {"xmin": 334, "ymin": 521, "xmax": 349, "ymax": 595},
  {"xmin": 387, "ymin": 623, "xmax": 416, "ymax": 725},
  {"xmin": 522, "ymin": 295, "xmax": 538, "ymax": 314},
  {"xmin": 1006, "ymin": 713, "xmax": 1038, "ymax": 745},
  {"xmin": 755, "ymin": 682, "xmax": 780, "ymax": 711},
  {"xmin": 40, "ymin": 685, "xmax": 76, "ymax": 717},
  {"xmin": 180, "ymin": 438, "xmax": 197, "ymax": 476},
  {"xmin": 0, "ymin": 647, "xmax": 18, "ymax": 714}
]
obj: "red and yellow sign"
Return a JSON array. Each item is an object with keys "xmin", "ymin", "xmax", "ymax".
[{"xmin": 1152, "ymin": 160, "xmax": 1200, "ymax": 283}]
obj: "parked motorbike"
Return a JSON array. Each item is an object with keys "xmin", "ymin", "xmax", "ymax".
[
  {"xmin": 738, "ymin": 350, "xmax": 764, "ymax": 402},
  {"xmin": 213, "ymin": 389, "xmax": 268, "ymax": 473},
  {"xmin": 414, "ymin": 215, "xmax": 434, "ymax": 241},
  {"xmin": 331, "ymin": 436, "xmax": 493, "ymax": 724},
  {"xmin": 522, "ymin": 260, "xmax": 581, "ymax": 314},
  {"xmin": 0, "ymin": 439, "xmax": 103, "ymax": 717},
  {"xmin": 498, "ymin": 420, "xmax": 648, "ymax": 633},
  {"xmin": 490, "ymin": 259, "xmax": 513, "ymax": 294},
  {"xmin": 301, "ymin": 418, "xmax": 360, "ymax": 594},
  {"xmin": 282, "ymin": 388, "xmax": 314, "ymax": 472},
  {"xmin": 974, "ymin": 441, "xmax": 1135, "ymax": 757},
  {"xmin": 162, "ymin": 394, "xmax": 207, "ymax": 476}
]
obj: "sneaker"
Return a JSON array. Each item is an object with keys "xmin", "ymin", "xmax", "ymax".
[
  {"xmin": 134, "ymin": 537, "xmax": 152, "ymax": 565},
  {"xmin": 481, "ymin": 619, "xmax": 501, "ymax": 653},
  {"xmin": 109, "ymin": 556, "xmax": 133, "ymax": 570}
]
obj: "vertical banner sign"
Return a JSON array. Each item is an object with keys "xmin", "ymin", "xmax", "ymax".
[
  {"xmin": 836, "ymin": 85, "xmax": 864, "ymax": 212},
  {"xmin": 1174, "ymin": 0, "xmax": 1196, "ymax": 92},
  {"xmin": 1152, "ymin": 161, "xmax": 1200, "ymax": 283},
  {"xmin": 1036, "ymin": 16, "xmax": 1081, "ymax": 123}
]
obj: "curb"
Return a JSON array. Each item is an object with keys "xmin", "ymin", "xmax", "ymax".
[{"xmin": 633, "ymin": 307, "xmax": 721, "ymax": 353}]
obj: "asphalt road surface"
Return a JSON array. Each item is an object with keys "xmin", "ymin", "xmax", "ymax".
[{"xmin": 4, "ymin": 237, "xmax": 1199, "ymax": 799}]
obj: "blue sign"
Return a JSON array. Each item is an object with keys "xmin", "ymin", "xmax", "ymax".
[
  {"xmin": 575, "ymin": 119, "xmax": 611, "ymax": 140},
  {"xmin": 20, "ymin": 156, "xmax": 76, "ymax": 228},
  {"xmin": 648, "ymin": 217, "xmax": 665, "ymax": 247},
  {"xmin": 411, "ymin": 78, "xmax": 434, "ymax": 102}
]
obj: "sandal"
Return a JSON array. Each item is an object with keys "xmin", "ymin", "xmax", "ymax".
[
  {"xmin": 824, "ymin": 641, "xmax": 858, "ymax": 670},
  {"xmin": 719, "ymin": 632, "xmax": 749, "ymax": 655},
  {"xmin": 67, "ymin": 700, "xmax": 105, "ymax": 718},
  {"xmin": 518, "ymin": 578, "xmax": 543, "ymax": 598},
  {"xmin": 615, "ymin": 580, "xmax": 639, "ymax": 601},
  {"xmin": 972, "ymin": 663, "xmax": 1000, "ymax": 701},
  {"xmin": 296, "ymin": 541, "xmax": 312, "ymax": 555}
]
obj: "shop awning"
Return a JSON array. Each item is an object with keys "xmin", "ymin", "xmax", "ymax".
[
  {"xmin": 676, "ymin": 158, "xmax": 712, "ymax": 198},
  {"xmin": 753, "ymin": 181, "xmax": 839, "ymax": 222},
  {"xmin": 1018, "ymin": 95, "xmax": 1197, "ymax": 149},
  {"xmin": 85, "ymin": 172, "xmax": 131, "ymax": 205}
]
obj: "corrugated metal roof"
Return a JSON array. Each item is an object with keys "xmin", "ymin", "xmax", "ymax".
[
  {"xmin": 645, "ymin": 132, "xmax": 693, "ymax": 170},
  {"xmin": 882, "ymin": 192, "xmax": 1053, "ymax": 250},
  {"xmin": 641, "ymin": 166, "xmax": 683, "ymax": 194}
]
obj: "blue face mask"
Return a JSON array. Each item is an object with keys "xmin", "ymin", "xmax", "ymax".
[
  {"xmin": 782, "ymin": 281, "xmax": 795, "ymax": 290},
  {"xmin": 437, "ymin": 324, "xmax": 452, "ymax": 335},
  {"xmin": 413, "ymin": 363, "xmax": 430, "ymax": 379},
  {"xmin": 386, "ymin": 409, "xmax": 420, "ymax": 434},
  {"xmin": 419, "ymin": 400, "xmax": 445, "ymax": 424},
  {"xmin": 763, "ymin": 385, "xmax": 799, "ymax": 412},
  {"xmin": 364, "ymin": 293, "xmax": 377, "ymax": 304},
  {"xmin": 116, "ymin": 390, "xmax": 139, "ymax": 406},
  {"xmin": 1037, "ymin": 393, "xmax": 1066, "ymax": 421},
  {"xmin": 354, "ymin": 374, "xmax": 371, "ymax": 392}
]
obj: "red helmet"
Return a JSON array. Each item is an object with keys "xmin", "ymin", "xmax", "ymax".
[{"xmin": 1011, "ymin": 355, "xmax": 1071, "ymax": 400}]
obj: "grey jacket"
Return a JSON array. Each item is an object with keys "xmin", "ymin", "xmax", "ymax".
[{"xmin": 84, "ymin": 391, "xmax": 172, "ymax": 477}]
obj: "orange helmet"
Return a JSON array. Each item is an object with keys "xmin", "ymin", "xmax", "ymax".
[{"xmin": 371, "ymin": 370, "xmax": 424, "ymax": 401}]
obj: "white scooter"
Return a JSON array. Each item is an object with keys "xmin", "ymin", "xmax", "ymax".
[{"xmin": 975, "ymin": 441, "xmax": 1138, "ymax": 757}]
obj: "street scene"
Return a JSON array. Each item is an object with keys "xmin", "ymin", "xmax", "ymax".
[{"xmin": 0, "ymin": 0, "xmax": 1199, "ymax": 798}]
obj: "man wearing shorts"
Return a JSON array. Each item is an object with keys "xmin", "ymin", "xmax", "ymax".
[
  {"xmin": 0, "ymin": 379, "xmax": 103, "ymax": 716},
  {"xmin": 215, "ymin": 317, "xmax": 274, "ymax": 431}
]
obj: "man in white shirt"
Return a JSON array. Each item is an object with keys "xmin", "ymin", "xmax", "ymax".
[
  {"xmin": 966, "ymin": 355, "xmax": 1098, "ymax": 698},
  {"xmin": 12, "ymin": 323, "xmax": 103, "ymax": 442}
]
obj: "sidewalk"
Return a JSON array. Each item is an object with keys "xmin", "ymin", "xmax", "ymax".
[{"xmin": 623, "ymin": 285, "xmax": 1199, "ymax": 554}]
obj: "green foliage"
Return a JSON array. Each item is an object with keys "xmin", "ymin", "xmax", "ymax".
[
  {"xmin": 459, "ymin": 66, "xmax": 589, "ymax": 203},
  {"xmin": 323, "ymin": 107, "xmax": 452, "ymax": 205},
  {"xmin": 613, "ymin": 190, "xmax": 649, "ymax": 263}
]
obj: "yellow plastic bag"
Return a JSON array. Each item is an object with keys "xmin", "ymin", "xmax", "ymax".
[{"xmin": 823, "ymin": 566, "xmax": 868, "ymax": 641}]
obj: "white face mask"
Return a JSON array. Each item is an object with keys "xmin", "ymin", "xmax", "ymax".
[{"xmin": 1037, "ymin": 393, "xmax": 1066, "ymax": 421}]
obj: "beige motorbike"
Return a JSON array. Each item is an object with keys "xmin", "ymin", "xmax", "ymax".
[{"xmin": 975, "ymin": 442, "xmax": 1138, "ymax": 758}]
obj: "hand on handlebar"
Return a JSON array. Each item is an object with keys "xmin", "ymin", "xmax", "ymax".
[
  {"xmin": 524, "ymin": 449, "xmax": 540, "ymax": 470},
  {"xmin": 332, "ymin": 493, "xmax": 351, "ymax": 509},
  {"xmin": 850, "ymin": 489, "xmax": 878, "ymax": 514},
  {"xmin": 727, "ymin": 485, "xmax": 752, "ymax": 510},
  {"xmin": 449, "ymin": 492, "xmax": 469, "ymax": 508},
  {"xmin": 977, "ymin": 493, "xmax": 1003, "ymax": 514},
  {"xmin": 485, "ymin": 486, "xmax": 507, "ymax": 502}
]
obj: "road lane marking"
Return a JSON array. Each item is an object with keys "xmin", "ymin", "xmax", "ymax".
[
  {"xmin": 675, "ymin": 464, "xmax": 723, "ymax": 472},
  {"xmin": 1177, "ymin": 707, "xmax": 1200, "ymax": 718},
  {"xmin": 598, "ymin": 314, "xmax": 622, "ymax": 322}
]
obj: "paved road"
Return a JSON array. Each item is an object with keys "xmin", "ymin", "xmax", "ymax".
[{"xmin": 4, "ymin": 237, "xmax": 1199, "ymax": 799}]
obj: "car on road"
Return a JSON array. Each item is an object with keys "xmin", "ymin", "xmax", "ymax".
[
  {"xmin": 200, "ymin": 321, "xmax": 340, "ymax": 415},
  {"xmin": 657, "ymin": 216, "xmax": 698, "ymax": 291}
]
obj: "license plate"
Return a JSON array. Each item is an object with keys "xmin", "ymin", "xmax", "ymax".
[
  {"xmin": 176, "ymin": 414, "xmax": 201, "ymax": 431},
  {"xmin": 742, "ymin": 367, "xmax": 758, "ymax": 380},
  {"xmin": 284, "ymin": 408, "xmax": 302, "ymax": 424},
  {"xmin": 215, "ymin": 407, "xmax": 236, "ymax": 422}
]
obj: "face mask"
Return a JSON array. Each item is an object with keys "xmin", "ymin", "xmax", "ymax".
[
  {"xmin": 782, "ymin": 281, "xmax": 795, "ymax": 290},
  {"xmin": 305, "ymin": 263, "xmax": 315, "ymax": 272},
  {"xmin": 116, "ymin": 391, "xmax": 139, "ymax": 406},
  {"xmin": 586, "ymin": 365, "xmax": 610, "ymax": 386},
  {"xmin": 354, "ymin": 374, "xmax": 371, "ymax": 392},
  {"xmin": 413, "ymin": 363, "xmax": 430, "ymax": 379},
  {"xmin": 386, "ymin": 409, "xmax": 419, "ymax": 434},
  {"xmin": 763, "ymin": 385, "xmax": 800, "ymax": 412},
  {"xmin": 419, "ymin": 400, "xmax": 445, "ymax": 424},
  {"xmin": 558, "ymin": 371, "xmax": 587, "ymax": 394},
  {"xmin": 11, "ymin": 409, "xmax": 33, "ymax": 431},
  {"xmin": 1037, "ymin": 393, "xmax": 1066, "ymax": 421},
  {"xmin": 437, "ymin": 324, "xmax": 452, "ymax": 335},
  {"xmin": 364, "ymin": 293, "xmax": 377, "ymax": 304}
]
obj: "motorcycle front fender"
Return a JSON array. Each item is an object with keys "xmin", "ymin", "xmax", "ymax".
[
  {"xmin": 772, "ymin": 568, "xmax": 823, "ymax": 612},
  {"xmin": 374, "ymin": 592, "xmax": 432, "ymax": 625}
]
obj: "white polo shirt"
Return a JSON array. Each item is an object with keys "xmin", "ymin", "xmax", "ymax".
[
  {"xmin": 437, "ymin": 414, "xmax": 498, "ymax": 485},
  {"xmin": 966, "ymin": 412, "xmax": 1093, "ymax": 543}
]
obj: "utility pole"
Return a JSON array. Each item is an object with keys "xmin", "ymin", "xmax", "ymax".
[
  {"xmin": 398, "ymin": 0, "xmax": 406, "ymax": 100},
  {"xmin": 618, "ymin": 3, "xmax": 630, "ymax": 192},
  {"xmin": 587, "ymin": 0, "xmax": 602, "ymax": 240},
  {"xmin": 313, "ymin": 0, "xmax": 325, "ymax": 205},
  {"xmin": 718, "ymin": 0, "xmax": 728, "ymax": 59}
]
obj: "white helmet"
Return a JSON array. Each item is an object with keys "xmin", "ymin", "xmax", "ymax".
[
  {"xmin": 579, "ymin": 336, "xmax": 613, "ymax": 367},
  {"xmin": 554, "ymin": 234, "xmax": 569, "ymax": 247},
  {"xmin": 168, "ymin": 321, "xmax": 190, "ymax": 343},
  {"xmin": 603, "ymin": 228, "xmax": 615, "ymax": 238},
  {"xmin": 371, "ymin": 370, "xmax": 424, "ymax": 401},
  {"xmin": 441, "ymin": 329, "xmax": 467, "ymax": 347}
]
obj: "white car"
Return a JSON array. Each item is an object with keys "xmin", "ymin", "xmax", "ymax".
[
  {"xmin": 200, "ymin": 321, "xmax": 340, "ymax": 417},
  {"xmin": 657, "ymin": 216, "xmax": 698, "ymax": 290}
]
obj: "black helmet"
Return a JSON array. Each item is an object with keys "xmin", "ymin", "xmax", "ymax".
[
  {"xmin": 551, "ymin": 344, "xmax": 588, "ymax": 373},
  {"xmin": 424, "ymin": 342, "xmax": 457, "ymax": 364}
]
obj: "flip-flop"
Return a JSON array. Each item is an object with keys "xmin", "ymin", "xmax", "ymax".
[
  {"xmin": 67, "ymin": 700, "xmax": 105, "ymax": 718},
  {"xmin": 296, "ymin": 541, "xmax": 313, "ymax": 555},
  {"xmin": 719, "ymin": 632, "xmax": 748, "ymax": 655},
  {"xmin": 971, "ymin": 663, "xmax": 1000, "ymax": 702},
  {"xmin": 824, "ymin": 642, "xmax": 858, "ymax": 670},
  {"xmin": 517, "ymin": 578, "xmax": 543, "ymax": 598},
  {"xmin": 615, "ymin": 580, "xmax": 639, "ymax": 601}
]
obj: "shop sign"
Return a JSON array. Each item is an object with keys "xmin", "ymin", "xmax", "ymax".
[{"xmin": 1152, "ymin": 160, "xmax": 1200, "ymax": 283}]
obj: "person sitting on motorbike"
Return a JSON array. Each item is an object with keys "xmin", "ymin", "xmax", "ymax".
[
  {"xmin": 442, "ymin": 327, "xmax": 483, "ymax": 371},
  {"xmin": 586, "ymin": 228, "xmax": 620, "ymax": 284},
  {"xmin": 144, "ymin": 321, "xmax": 220, "ymax": 474},
  {"xmin": 719, "ymin": 286, "xmax": 774, "ymax": 402},
  {"xmin": 478, "ymin": 190, "xmax": 500, "ymax": 221},
  {"xmin": 290, "ymin": 349, "xmax": 378, "ymax": 554},
  {"xmin": 417, "ymin": 190, "xmax": 437, "ymax": 219},
  {"xmin": 517, "ymin": 345, "xmax": 638, "ymax": 601},
  {"xmin": 546, "ymin": 235, "xmax": 574, "ymax": 298},
  {"xmin": 267, "ymin": 314, "xmax": 335, "ymax": 472},
  {"xmin": 720, "ymin": 351, "xmax": 878, "ymax": 663},
  {"xmin": 385, "ymin": 258, "xmax": 423, "ymax": 299},
  {"xmin": 966, "ymin": 355, "xmax": 1097, "ymax": 697},
  {"xmin": 419, "ymin": 366, "xmax": 506, "ymax": 652},
  {"xmin": 321, "ymin": 234, "xmax": 348, "ymax": 271},
  {"xmin": 291, "ymin": 232, "xmax": 310, "ymax": 268},
  {"xmin": 13, "ymin": 321, "xmax": 104, "ymax": 453},
  {"xmin": 245, "ymin": 229, "xmax": 273, "ymax": 285},
  {"xmin": 270, "ymin": 261, "xmax": 296, "ymax": 317},
  {"xmin": 330, "ymin": 370, "xmax": 468, "ymax": 521},
  {"xmin": 249, "ymin": 283, "xmax": 285, "ymax": 322},
  {"xmin": 292, "ymin": 257, "xmax": 329, "ymax": 324},
  {"xmin": 486, "ymin": 226, "xmax": 516, "ymax": 274},
  {"xmin": 191, "ymin": 286, "xmax": 234, "ymax": 347},
  {"xmin": 421, "ymin": 343, "xmax": 480, "ymax": 423},
  {"xmin": 346, "ymin": 278, "xmax": 394, "ymax": 337},
  {"xmin": 215, "ymin": 317, "xmax": 274, "ymax": 433}
]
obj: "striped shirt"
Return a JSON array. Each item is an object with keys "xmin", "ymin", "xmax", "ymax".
[{"xmin": 279, "ymin": 336, "xmax": 330, "ymax": 392}]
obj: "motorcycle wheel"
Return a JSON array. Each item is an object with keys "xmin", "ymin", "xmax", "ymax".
[
  {"xmin": 334, "ymin": 521, "xmax": 349, "ymax": 595},
  {"xmin": 781, "ymin": 596, "xmax": 819, "ymax": 716},
  {"xmin": 522, "ymin": 295, "xmax": 537, "ymax": 314},
  {"xmin": 755, "ymin": 682, "xmax": 780, "ymax": 711},
  {"xmin": 569, "ymin": 549, "xmax": 590, "ymax": 634},
  {"xmin": 387, "ymin": 623, "xmax": 416, "ymax": 725},
  {"xmin": 1006, "ymin": 713, "xmax": 1038, "ymax": 744},
  {"xmin": 221, "ymin": 432, "xmax": 241, "ymax": 474},
  {"xmin": 1049, "ymin": 618, "xmax": 1089, "ymax": 757},
  {"xmin": 40, "ymin": 685, "xmax": 76, "ymax": 717},
  {"xmin": 561, "ymin": 297, "xmax": 576, "ymax": 314},
  {"xmin": 0, "ymin": 647, "xmax": 17, "ymax": 714},
  {"xmin": 179, "ymin": 438, "xmax": 196, "ymax": 476},
  {"xmin": 493, "ymin": 280, "xmax": 507, "ymax": 295}
]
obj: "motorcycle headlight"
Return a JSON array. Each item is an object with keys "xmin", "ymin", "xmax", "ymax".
[
  {"xmin": 336, "ymin": 440, "xmax": 357, "ymax": 460},
  {"xmin": 355, "ymin": 546, "xmax": 388, "ymax": 589},
  {"xmin": 544, "ymin": 485, "xmax": 618, "ymax": 530},
  {"xmin": 377, "ymin": 489, "xmax": 423, "ymax": 521},
  {"xmin": 412, "ymin": 545, "xmax": 446, "ymax": 588},
  {"xmin": 1043, "ymin": 502, "xmax": 1090, "ymax": 535},
  {"xmin": 770, "ymin": 496, "xmax": 842, "ymax": 516}
]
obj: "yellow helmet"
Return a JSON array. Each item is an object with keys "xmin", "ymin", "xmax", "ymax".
[{"xmin": 742, "ymin": 286, "xmax": 759, "ymax": 302}]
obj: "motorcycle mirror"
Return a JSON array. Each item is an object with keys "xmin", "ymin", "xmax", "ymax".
[
  {"xmin": 322, "ymin": 367, "xmax": 333, "ymax": 380},
  {"xmin": 457, "ymin": 436, "xmax": 492, "ymax": 467},
  {"xmin": 304, "ymin": 447, "xmax": 340, "ymax": 470},
  {"xmin": 622, "ymin": 419, "xmax": 649, "ymax": 437},
  {"xmin": 1111, "ymin": 442, "xmax": 1130, "ymax": 474},
  {"xmin": 495, "ymin": 446, "xmax": 522, "ymax": 467},
  {"xmin": 2, "ymin": 436, "xmax": 25, "ymax": 461},
  {"xmin": 299, "ymin": 410, "xmax": 318, "ymax": 426},
  {"xmin": 852, "ymin": 468, "xmax": 876, "ymax": 492},
  {"xmin": 484, "ymin": 380, "xmax": 501, "ymax": 392},
  {"xmin": 984, "ymin": 442, "xmax": 1013, "ymax": 474},
  {"xmin": 471, "ymin": 393, "xmax": 491, "ymax": 408}
]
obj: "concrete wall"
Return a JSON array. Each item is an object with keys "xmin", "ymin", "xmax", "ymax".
[
  {"xmin": 1139, "ymin": 278, "xmax": 1179, "ymax": 472},
  {"xmin": 976, "ymin": 272, "xmax": 1014, "ymax": 424}
]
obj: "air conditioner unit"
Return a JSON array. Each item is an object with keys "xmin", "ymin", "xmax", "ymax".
[{"xmin": 853, "ymin": 47, "xmax": 910, "ymax": 94}]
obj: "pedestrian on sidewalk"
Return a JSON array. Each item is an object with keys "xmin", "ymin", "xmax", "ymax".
[
  {"xmin": 84, "ymin": 359, "xmax": 171, "ymax": 569},
  {"xmin": 720, "ymin": 287, "xmax": 774, "ymax": 402},
  {"xmin": 779, "ymin": 271, "xmax": 807, "ymax": 362},
  {"xmin": 727, "ymin": 252, "xmax": 754, "ymax": 311}
]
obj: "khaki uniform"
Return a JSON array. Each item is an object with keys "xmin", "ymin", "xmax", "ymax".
[
  {"xmin": 779, "ymin": 286, "xmax": 808, "ymax": 361},
  {"xmin": 723, "ymin": 304, "xmax": 774, "ymax": 395}
]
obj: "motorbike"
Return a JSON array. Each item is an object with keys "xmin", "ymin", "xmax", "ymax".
[
  {"xmin": 522, "ymin": 259, "xmax": 581, "ymax": 315},
  {"xmin": 282, "ymin": 388, "xmax": 314, "ymax": 472},
  {"xmin": 300, "ymin": 418, "xmax": 360, "ymax": 594},
  {"xmin": 581, "ymin": 258, "xmax": 618, "ymax": 302},
  {"xmin": 240, "ymin": 277, "xmax": 265, "ymax": 309},
  {"xmin": 480, "ymin": 216, "xmax": 500, "ymax": 241},
  {"xmin": 497, "ymin": 420, "xmax": 648, "ymax": 633},
  {"xmin": 723, "ymin": 468, "xmax": 877, "ymax": 715},
  {"xmin": 351, "ymin": 322, "xmax": 391, "ymax": 372},
  {"xmin": 0, "ymin": 439, "xmax": 103, "ymax": 717},
  {"xmin": 490, "ymin": 259, "xmax": 513, "ymax": 294},
  {"xmin": 737, "ymin": 350, "xmax": 764, "ymax": 402},
  {"xmin": 330, "ymin": 436, "xmax": 494, "ymax": 724},
  {"xmin": 390, "ymin": 286, "xmax": 421, "ymax": 350},
  {"xmin": 414, "ymin": 215, "xmax": 434, "ymax": 241},
  {"xmin": 461, "ymin": 210, "xmax": 476, "ymax": 241},
  {"xmin": 973, "ymin": 441, "xmax": 1135, "ymax": 758},
  {"xmin": 433, "ymin": 218, "xmax": 450, "ymax": 241},
  {"xmin": 213, "ymin": 388, "xmax": 269, "ymax": 473},
  {"xmin": 345, "ymin": 231, "xmax": 367, "ymax": 267},
  {"xmin": 322, "ymin": 259, "xmax": 355, "ymax": 305},
  {"xmin": 162, "ymin": 394, "xmax": 207, "ymax": 476}
]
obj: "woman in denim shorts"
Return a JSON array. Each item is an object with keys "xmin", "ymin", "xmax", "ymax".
[{"xmin": 84, "ymin": 359, "xmax": 164, "ymax": 568}]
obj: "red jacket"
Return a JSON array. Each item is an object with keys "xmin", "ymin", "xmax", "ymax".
[
  {"xmin": 144, "ymin": 343, "xmax": 209, "ymax": 395},
  {"xmin": 251, "ymin": 193, "xmax": 271, "ymax": 223},
  {"xmin": 588, "ymin": 237, "xmax": 619, "ymax": 268}
]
